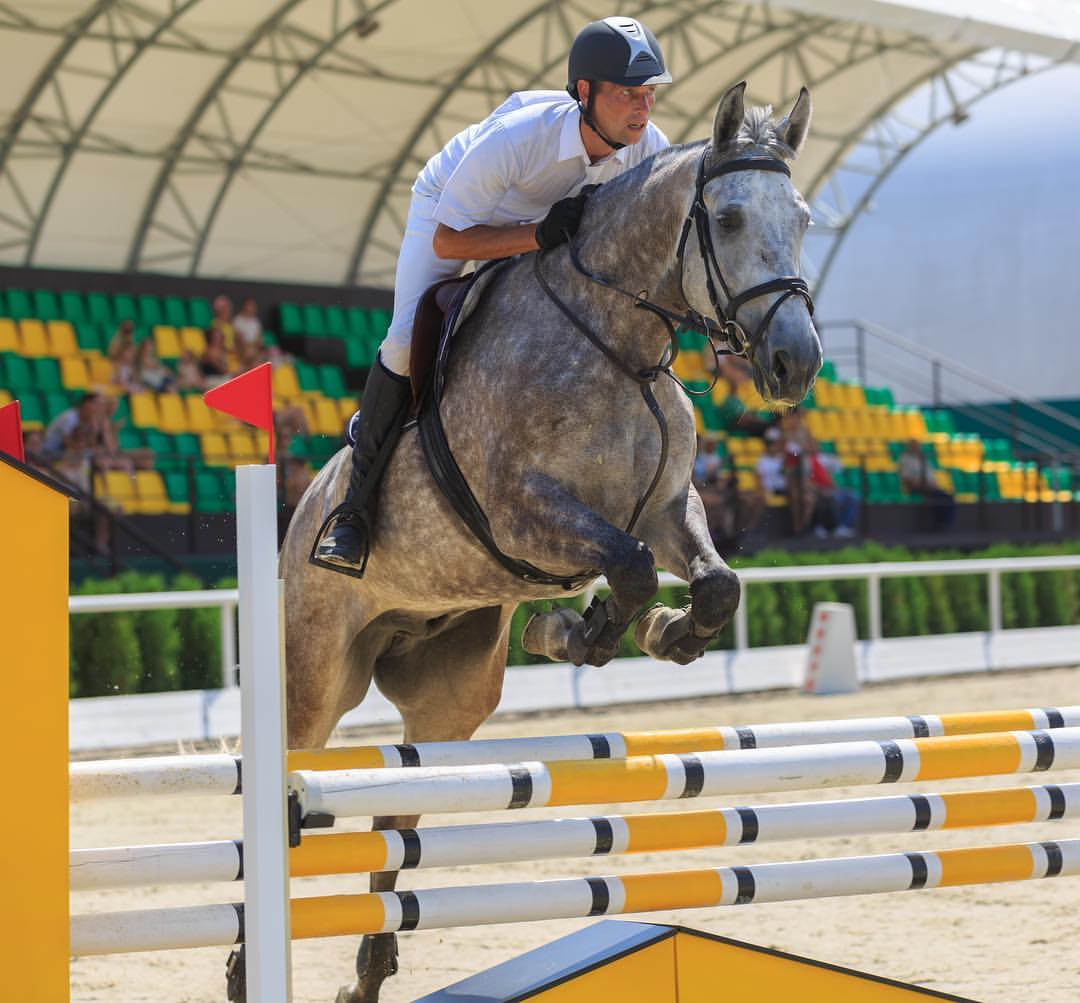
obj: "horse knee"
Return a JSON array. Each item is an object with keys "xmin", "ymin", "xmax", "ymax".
[
  {"xmin": 606, "ymin": 540, "xmax": 658, "ymax": 610},
  {"xmin": 692, "ymin": 566, "xmax": 740, "ymax": 632}
]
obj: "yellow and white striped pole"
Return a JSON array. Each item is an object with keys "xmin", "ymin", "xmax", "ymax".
[
  {"xmin": 69, "ymin": 705, "xmax": 1080, "ymax": 801},
  {"xmin": 291, "ymin": 727, "xmax": 1080, "ymax": 820},
  {"xmin": 69, "ymin": 836, "xmax": 1080, "ymax": 953},
  {"xmin": 70, "ymin": 781, "xmax": 1080, "ymax": 889}
]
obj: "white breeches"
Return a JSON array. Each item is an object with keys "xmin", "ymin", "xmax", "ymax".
[{"xmin": 378, "ymin": 195, "xmax": 466, "ymax": 376}]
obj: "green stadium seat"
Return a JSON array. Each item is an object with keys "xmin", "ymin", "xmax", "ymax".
[
  {"xmin": 32, "ymin": 357, "xmax": 62, "ymax": 392},
  {"xmin": 345, "ymin": 336, "xmax": 375, "ymax": 369},
  {"xmin": 75, "ymin": 323, "xmax": 104, "ymax": 354},
  {"xmin": 818, "ymin": 360, "xmax": 837, "ymax": 381},
  {"xmin": 2, "ymin": 354, "xmax": 34, "ymax": 391},
  {"xmin": 32, "ymin": 290, "xmax": 59, "ymax": 321},
  {"xmin": 5, "ymin": 288, "xmax": 31, "ymax": 320},
  {"xmin": 43, "ymin": 391, "xmax": 70, "ymax": 422},
  {"xmin": 369, "ymin": 308, "xmax": 392, "ymax": 337},
  {"xmin": 60, "ymin": 291, "xmax": 86, "ymax": 325},
  {"xmin": 294, "ymin": 359, "xmax": 321, "ymax": 393},
  {"xmin": 163, "ymin": 296, "xmax": 188, "ymax": 328},
  {"xmin": 325, "ymin": 305, "xmax": 349, "ymax": 338},
  {"xmin": 318, "ymin": 364, "xmax": 348, "ymax": 398},
  {"xmin": 110, "ymin": 395, "xmax": 130, "ymax": 425},
  {"xmin": 137, "ymin": 295, "xmax": 163, "ymax": 328},
  {"xmin": 302, "ymin": 304, "xmax": 327, "ymax": 337},
  {"xmin": 188, "ymin": 297, "xmax": 212, "ymax": 329},
  {"xmin": 278, "ymin": 302, "xmax": 303, "ymax": 336},
  {"xmin": 118, "ymin": 427, "xmax": 144, "ymax": 451},
  {"xmin": 194, "ymin": 470, "xmax": 228, "ymax": 513},
  {"xmin": 346, "ymin": 307, "xmax": 372, "ymax": 340},
  {"xmin": 164, "ymin": 470, "xmax": 190, "ymax": 503},
  {"xmin": 112, "ymin": 294, "xmax": 138, "ymax": 324},
  {"xmin": 87, "ymin": 293, "xmax": 113, "ymax": 329},
  {"xmin": 15, "ymin": 391, "xmax": 44, "ymax": 427}
]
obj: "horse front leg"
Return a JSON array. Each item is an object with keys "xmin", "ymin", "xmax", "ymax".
[
  {"xmin": 633, "ymin": 485, "xmax": 741, "ymax": 664},
  {"xmin": 511, "ymin": 474, "xmax": 658, "ymax": 667}
]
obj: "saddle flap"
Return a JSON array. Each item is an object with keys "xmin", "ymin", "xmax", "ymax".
[{"xmin": 409, "ymin": 275, "xmax": 472, "ymax": 413}]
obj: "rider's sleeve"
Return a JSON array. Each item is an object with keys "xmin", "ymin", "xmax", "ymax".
[{"xmin": 433, "ymin": 121, "xmax": 520, "ymax": 231}]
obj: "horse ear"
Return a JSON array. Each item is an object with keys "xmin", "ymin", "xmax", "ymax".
[
  {"xmin": 712, "ymin": 81, "xmax": 746, "ymax": 148},
  {"xmin": 777, "ymin": 87, "xmax": 812, "ymax": 157}
]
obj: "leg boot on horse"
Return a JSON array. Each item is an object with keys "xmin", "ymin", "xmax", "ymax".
[{"xmin": 313, "ymin": 357, "xmax": 411, "ymax": 576}]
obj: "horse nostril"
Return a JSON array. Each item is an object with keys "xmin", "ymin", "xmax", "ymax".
[{"xmin": 772, "ymin": 349, "xmax": 790, "ymax": 385}]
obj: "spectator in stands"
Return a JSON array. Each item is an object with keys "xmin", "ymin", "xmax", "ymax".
[
  {"xmin": 898, "ymin": 439, "xmax": 956, "ymax": 530},
  {"xmin": 132, "ymin": 340, "xmax": 175, "ymax": 393},
  {"xmin": 110, "ymin": 339, "xmax": 138, "ymax": 393},
  {"xmin": 200, "ymin": 326, "xmax": 231, "ymax": 386},
  {"xmin": 274, "ymin": 403, "xmax": 311, "ymax": 459},
  {"xmin": 807, "ymin": 447, "xmax": 858, "ymax": 538},
  {"xmin": 694, "ymin": 434, "xmax": 764, "ymax": 550},
  {"xmin": 233, "ymin": 297, "xmax": 263, "ymax": 358},
  {"xmin": 107, "ymin": 319, "xmax": 136, "ymax": 362},
  {"xmin": 175, "ymin": 349, "xmax": 204, "ymax": 391},
  {"xmin": 210, "ymin": 294, "xmax": 236, "ymax": 350},
  {"xmin": 756, "ymin": 426, "xmax": 817, "ymax": 536}
]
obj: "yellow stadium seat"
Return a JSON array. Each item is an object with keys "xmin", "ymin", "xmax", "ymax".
[
  {"xmin": 153, "ymin": 326, "xmax": 182, "ymax": 360},
  {"xmin": 17, "ymin": 319, "xmax": 48, "ymax": 356},
  {"xmin": 0, "ymin": 318, "xmax": 16, "ymax": 352},
  {"xmin": 130, "ymin": 392, "xmax": 161, "ymax": 429},
  {"xmin": 185, "ymin": 394, "xmax": 216, "ymax": 432},
  {"xmin": 672, "ymin": 351, "xmax": 707, "ymax": 382},
  {"xmin": 97, "ymin": 470, "xmax": 139, "ymax": 514},
  {"xmin": 179, "ymin": 327, "xmax": 206, "ymax": 356},
  {"xmin": 60, "ymin": 356, "xmax": 90, "ymax": 391},
  {"xmin": 902, "ymin": 409, "xmax": 928, "ymax": 440},
  {"xmin": 226, "ymin": 431, "xmax": 257, "ymax": 463},
  {"xmin": 133, "ymin": 470, "xmax": 168, "ymax": 514},
  {"xmin": 0, "ymin": 389, "xmax": 11, "ymax": 407},
  {"xmin": 87, "ymin": 355, "xmax": 114, "ymax": 386},
  {"xmin": 812, "ymin": 381, "xmax": 836, "ymax": 408},
  {"xmin": 313, "ymin": 398, "xmax": 344, "ymax": 437},
  {"xmin": 336, "ymin": 397, "xmax": 358, "ymax": 424},
  {"xmin": 157, "ymin": 393, "xmax": 188, "ymax": 434},
  {"xmin": 200, "ymin": 432, "xmax": 230, "ymax": 465},
  {"xmin": 46, "ymin": 320, "xmax": 77, "ymax": 356},
  {"xmin": 272, "ymin": 364, "xmax": 300, "ymax": 399}
]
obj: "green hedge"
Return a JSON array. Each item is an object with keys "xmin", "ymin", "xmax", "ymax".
[{"xmin": 68, "ymin": 543, "xmax": 1080, "ymax": 693}]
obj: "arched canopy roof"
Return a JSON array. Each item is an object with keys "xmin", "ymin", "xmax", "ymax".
[{"xmin": 0, "ymin": 0, "xmax": 1075, "ymax": 288}]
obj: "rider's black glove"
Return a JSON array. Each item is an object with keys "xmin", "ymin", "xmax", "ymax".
[{"xmin": 534, "ymin": 186, "xmax": 598, "ymax": 250}]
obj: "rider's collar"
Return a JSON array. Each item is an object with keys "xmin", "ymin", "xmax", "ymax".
[{"xmin": 560, "ymin": 102, "xmax": 628, "ymax": 166}]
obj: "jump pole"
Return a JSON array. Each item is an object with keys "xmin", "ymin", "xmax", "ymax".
[
  {"xmin": 290, "ymin": 727, "xmax": 1080, "ymax": 820},
  {"xmin": 68, "ymin": 704, "xmax": 1080, "ymax": 801}
]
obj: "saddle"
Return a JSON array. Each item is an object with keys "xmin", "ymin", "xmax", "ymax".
[{"xmin": 408, "ymin": 259, "xmax": 589, "ymax": 591}]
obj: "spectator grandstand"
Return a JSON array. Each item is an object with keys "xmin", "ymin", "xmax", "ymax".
[{"xmin": 1, "ymin": 275, "xmax": 1077, "ymax": 576}]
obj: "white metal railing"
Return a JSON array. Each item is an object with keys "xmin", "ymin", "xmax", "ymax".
[
  {"xmin": 69, "ymin": 555, "xmax": 1080, "ymax": 688},
  {"xmin": 70, "ymin": 589, "xmax": 240, "ymax": 688}
]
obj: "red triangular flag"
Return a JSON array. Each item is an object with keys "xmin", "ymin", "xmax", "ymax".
[
  {"xmin": 0, "ymin": 400, "xmax": 25, "ymax": 464},
  {"xmin": 204, "ymin": 363, "xmax": 275, "ymax": 464}
]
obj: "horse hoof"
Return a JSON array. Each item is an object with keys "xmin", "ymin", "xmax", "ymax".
[
  {"xmin": 522, "ymin": 607, "xmax": 586, "ymax": 664},
  {"xmin": 635, "ymin": 606, "xmax": 710, "ymax": 664}
]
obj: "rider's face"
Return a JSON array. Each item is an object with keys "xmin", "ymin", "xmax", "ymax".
[{"xmin": 586, "ymin": 81, "xmax": 657, "ymax": 147}]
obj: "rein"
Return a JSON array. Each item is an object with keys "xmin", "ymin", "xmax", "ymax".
[{"xmin": 533, "ymin": 149, "xmax": 816, "ymax": 534}]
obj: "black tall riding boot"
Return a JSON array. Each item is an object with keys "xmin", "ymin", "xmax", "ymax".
[{"xmin": 311, "ymin": 357, "xmax": 411, "ymax": 576}]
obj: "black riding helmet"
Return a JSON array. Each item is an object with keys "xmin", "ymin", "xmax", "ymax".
[
  {"xmin": 566, "ymin": 16, "xmax": 672, "ymax": 100},
  {"xmin": 566, "ymin": 16, "xmax": 671, "ymax": 150}
]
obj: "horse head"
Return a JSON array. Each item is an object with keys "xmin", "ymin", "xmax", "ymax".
[{"xmin": 680, "ymin": 81, "xmax": 822, "ymax": 406}]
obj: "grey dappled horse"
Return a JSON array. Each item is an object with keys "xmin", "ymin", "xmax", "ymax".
[{"xmin": 279, "ymin": 82, "xmax": 822, "ymax": 1003}]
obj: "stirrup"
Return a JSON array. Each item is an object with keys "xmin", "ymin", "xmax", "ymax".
[{"xmin": 309, "ymin": 503, "xmax": 372, "ymax": 579}]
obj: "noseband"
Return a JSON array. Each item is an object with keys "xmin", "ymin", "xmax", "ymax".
[{"xmin": 675, "ymin": 153, "xmax": 814, "ymax": 358}]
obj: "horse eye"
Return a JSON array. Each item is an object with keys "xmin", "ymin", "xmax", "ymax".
[{"xmin": 716, "ymin": 211, "xmax": 742, "ymax": 233}]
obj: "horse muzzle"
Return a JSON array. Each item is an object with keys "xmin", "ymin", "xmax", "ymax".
[{"xmin": 752, "ymin": 317, "xmax": 823, "ymax": 407}]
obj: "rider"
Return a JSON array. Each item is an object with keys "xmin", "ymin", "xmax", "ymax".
[{"xmin": 315, "ymin": 16, "xmax": 673, "ymax": 574}]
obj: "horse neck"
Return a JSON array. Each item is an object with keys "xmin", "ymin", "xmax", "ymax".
[{"xmin": 557, "ymin": 150, "xmax": 700, "ymax": 369}]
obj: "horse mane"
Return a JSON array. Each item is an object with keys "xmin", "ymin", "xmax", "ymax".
[{"xmin": 737, "ymin": 104, "xmax": 795, "ymax": 159}]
